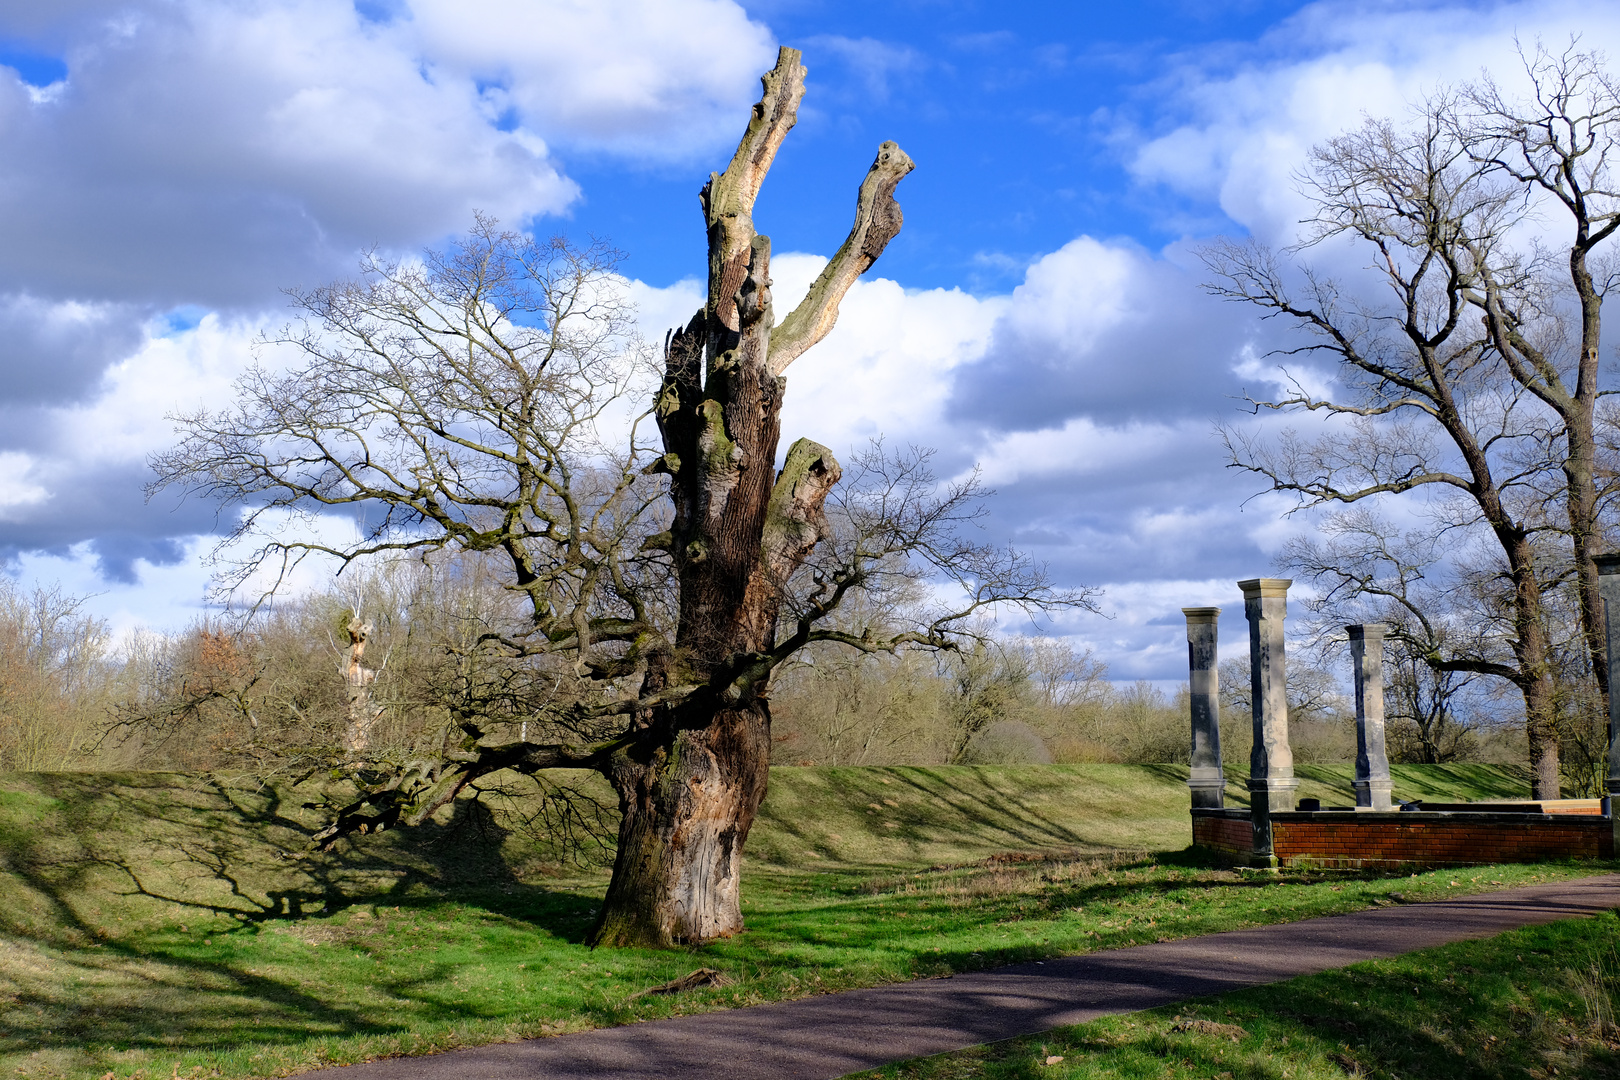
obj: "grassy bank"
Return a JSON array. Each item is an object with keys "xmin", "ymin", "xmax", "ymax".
[
  {"xmin": 2, "ymin": 763, "xmax": 1597, "ymax": 1079},
  {"xmin": 854, "ymin": 909, "xmax": 1620, "ymax": 1080}
]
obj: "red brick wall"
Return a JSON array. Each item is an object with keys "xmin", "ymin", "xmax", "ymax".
[
  {"xmin": 1191, "ymin": 808, "xmax": 1614, "ymax": 868},
  {"xmin": 1192, "ymin": 812, "xmax": 1251, "ymax": 857},
  {"xmin": 1272, "ymin": 816, "xmax": 1613, "ymax": 869}
]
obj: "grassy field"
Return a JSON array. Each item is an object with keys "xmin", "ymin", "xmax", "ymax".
[
  {"xmin": 853, "ymin": 909, "xmax": 1620, "ymax": 1080},
  {"xmin": 1, "ymin": 762, "xmax": 1607, "ymax": 1079}
]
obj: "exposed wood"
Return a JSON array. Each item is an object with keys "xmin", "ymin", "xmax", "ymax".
[
  {"xmin": 770, "ymin": 141, "xmax": 916, "ymax": 374},
  {"xmin": 340, "ymin": 617, "xmax": 382, "ymax": 757}
]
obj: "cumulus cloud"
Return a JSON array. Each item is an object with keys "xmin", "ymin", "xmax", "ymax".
[
  {"xmin": 621, "ymin": 239, "xmax": 1296, "ymax": 678},
  {"xmin": 0, "ymin": 312, "xmax": 270, "ymax": 577},
  {"xmin": 0, "ymin": 0, "xmax": 774, "ymax": 596},
  {"xmin": 1131, "ymin": 1, "xmax": 1620, "ymax": 243},
  {"xmin": 8, "ymin": 0, "xmax": 1617, "ymax": 686},
  {"xmin": 945, "ymin": 236, "xmax": 1263, "ymax": 430},
  {"xmin": 405, "ymin": 0, "xmax": 776, "ymax": 156},
  {"xmin": 0, "ymin": 295, "xmax": 146, "ymax": 405},
  {"xmin": 0, "ymin": 0, "xmax": 773, "ymax": 310},
  {"xmin": 770, "ymin": 253, "xmax": 1006, "ymax": 460}
]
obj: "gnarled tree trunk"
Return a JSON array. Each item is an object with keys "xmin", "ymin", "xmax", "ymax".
[{"xmin": 591, "ymin": 47, "xmax": 911, "ymax": 947}]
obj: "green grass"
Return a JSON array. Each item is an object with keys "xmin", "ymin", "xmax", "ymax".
[
  {"xmin": 1, "ymin": 763, "xmax": 1601, "ymax": 1080},
  {"xmin": 850, "ymin": 910, "xmax": 1620, "ymax": 1080}
]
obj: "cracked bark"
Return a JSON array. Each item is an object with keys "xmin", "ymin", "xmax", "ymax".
[{"xmin": 591, "ymin": 46, "xmax": 911, "ymax": 947}]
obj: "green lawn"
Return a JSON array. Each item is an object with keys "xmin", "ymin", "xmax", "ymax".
[
  {"xmin": 1, "ymin": 763, "xmax": 1603, "ymax": 1079},
  {"xmin": 852, "ymin": 910, "xmax": 1620, "ymax": 1080}
]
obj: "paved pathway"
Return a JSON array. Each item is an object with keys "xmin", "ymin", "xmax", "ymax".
[{"xmin": 319, "ymin": 874, "xmax": 1620, "ymax": 1080}]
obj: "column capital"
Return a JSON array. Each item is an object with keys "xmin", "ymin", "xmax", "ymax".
[
  {"xmin": 1182, "ymin": 606, "xmax": 1221, "ymax": 623},
  {"xmin": 1238, "ymin": 578, "xmax": 1292, "ymax": 599},
  {"xmin": 1346, "ymin": 623, "xmax": 1388, "ymax": 642}
]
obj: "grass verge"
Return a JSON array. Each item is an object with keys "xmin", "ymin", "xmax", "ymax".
[
  {"xmin": 1, "ymin": 763, "xmax": 1593, "ymax": 1080},
  {"xmin": 850, "ymin": 910, "xmax": 1620, "ymax": 1080}
]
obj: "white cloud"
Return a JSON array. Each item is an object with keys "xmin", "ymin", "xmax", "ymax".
[
  {"xmin": 406, "ymin": 0, "xmax": 776, "ymax": 156},
  {"xmin": 10, "ymin": 0, "xmax": 1617, "ymax": 688},
  {"xmin": 800, "ymin": 35, "xmax": 924, "ymax": 104},
  {"xmin": 1132, "ymin": 1, "xmax": 1620, "ymax": 243},
  {"xmin": 771, "ymin": 253, "xmax": 1006, "ymax": 460},
  {"xmin": 0, "ymin": 0, "xmax": 777, "ymax": 601},
  {"xmin": 53, "ymin": 312, "xmax": 268, "ymax": 465},
  {"xmin": 0, "ymin": 0, "xmax": 772, "ymax": 307},
  {"xmin": 0, "ymin": 453, "xmax": 48, "ymax": 515},
  {"xmin": 12, "ymin": 539, "xmax": 217, "ymax": 645},
  {"xmin": 625, "ymin": 252, "xmax": 1004, "ymax": 465}
]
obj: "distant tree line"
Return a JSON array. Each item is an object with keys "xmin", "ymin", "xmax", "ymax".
[{"xmin": 0, "ymin": 560, "xmax": 1534, "ymax": 783}]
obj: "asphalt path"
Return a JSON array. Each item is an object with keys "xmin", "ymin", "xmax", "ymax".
[{"xmin": 316, "ymin": 873, "xmax": 1620, "ymax": 1080}]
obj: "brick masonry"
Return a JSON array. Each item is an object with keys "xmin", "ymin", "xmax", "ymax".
[{"xmin": 1191, "ymin": 807, "xmax": 1615, "ymax": 869}]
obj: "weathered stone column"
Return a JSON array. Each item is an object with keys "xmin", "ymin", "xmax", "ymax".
[
  {"xmin": 1183, "ymin": 607, "xmax": 1224, "ymax": 809},
  {"xmin": 1241, "ymin": 578, "xmax": 1297, "ymax": 861},
  {"xmin": 1594, "ymin": 555, "xmax": 1620, "ymax": 827},
  {"xmin": 1347, "ymin": 624, "xmax": 1393, "ymax": 811}
]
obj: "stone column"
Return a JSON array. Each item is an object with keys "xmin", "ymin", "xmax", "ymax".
[
  {"xmin": 1183, "ymin": 607, "xmax": 1225, "ymax": 809},
  {"xmin": 1594, "ymin": 555, "xmax": 1620, "ymax": 826},
  {"xmin": 1241, "ymin": 578, "xmax": 1298, "ymax": 860},
  {"xmin": 1347, "ymin": 624, "xmax": 1394, "ymax": 811}
]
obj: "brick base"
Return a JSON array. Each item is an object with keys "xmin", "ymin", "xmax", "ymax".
[
  {"xmin": 1192, "ymin": 807, "xmax": 1615, "ymax": 868},
  {"xmin": 1192, "ymin": 809, "xmax": 1253, "ymax": 859}
]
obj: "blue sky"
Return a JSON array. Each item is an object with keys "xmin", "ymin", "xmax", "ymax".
[
  {"xmin": 566, "ymin": 0, "xmax": 1316, "ymax": 293},
  {"xmin": 0, "ymin": 0, "xmax": 1614, "ymax": 681}
]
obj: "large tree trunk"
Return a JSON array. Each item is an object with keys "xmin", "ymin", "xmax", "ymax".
[
  {"xmin": 1502, "ymin": 533, "xmax": 1562, "ymax": 800},
  {"xmin": 594, "ymin": 699, "xmax": 771, "ymax": 944},
  {"xmin": 1567, "ymin": 249, "xmax": 1605, "ymax": 704},
  {"xmin": 589, "ymin": 46, "xmax": 911, "ymax": 948}
]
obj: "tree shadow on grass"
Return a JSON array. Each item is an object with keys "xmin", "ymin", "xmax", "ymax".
[
  {"xmin": 2, "ymin": 771, "xmax": 604, "ymax": 929},
  {"xmin": 752, "ymin": 766, "xmax": 1192, "ymax": 873},
  {"xmin": 0, "ymin": 771, "xmax": 611, "ymax": 1062},
  {"xmin": 734, "ymin": 841, "xmax": 1443, "ymax": 980}
]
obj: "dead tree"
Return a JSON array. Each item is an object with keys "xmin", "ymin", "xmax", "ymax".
[
  {"xmin": 151, "ymin": 47, "xmax": 1091, "ymax": 947},
  {"xmin": 340, "ymin": 616, "xmax": 382, "ymax": 756}
]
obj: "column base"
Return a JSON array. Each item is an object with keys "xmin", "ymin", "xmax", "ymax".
[
  {"xmin": 1247, "ymin": 776, "xmax": 1300, "ymax": 814},
  {"xmin": 1247, "ymin": 776, "xmax": 1298, "ymax": 857},
  {"xmin": 1354, "ymin": 779, "xmax": 1393, "ymax": 812},
  {"xmin": 1188, "ymin": 770, "xmax": 1225, "ymax": 809}
]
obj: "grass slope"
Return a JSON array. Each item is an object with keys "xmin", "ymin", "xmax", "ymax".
[
  {"xmin": 1, "ymin": 763, "xmax": 1592, "ymax": 1080},
  {"xmin": 747, "ymin": 763, "xmax": 1533, "ymax": 868}
]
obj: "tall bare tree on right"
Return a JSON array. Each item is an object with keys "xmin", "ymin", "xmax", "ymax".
[
  {"xmin": 1211, "ymin": 45, "xmax": 1620, "ymax": 797},
  {"xmin": 1461, "ymin": 44, "xmax": 1620, "ymax": 702}
]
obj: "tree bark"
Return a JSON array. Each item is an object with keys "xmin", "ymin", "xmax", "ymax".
[
  {"xmin": 341, "ymin": 616, "xmax": 382, "ymax": 757},
  {"xmin": 590, "ymin": 46, "xmax": 911, "ymax": 947}
]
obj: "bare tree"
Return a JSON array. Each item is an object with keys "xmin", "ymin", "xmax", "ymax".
[
  {"xmin": 0, "ymin": 582, "xmax": 111, "ymax": 770},
  {"xmin": 1211, "ymin": 48, "xmax": 1620, "ymax": 797},
  {"xmin": 1278, "ymin": 510, "xmax": 1495, "ymax": 764},
  {"xmin": 1462, "ymin": 42, "xmax": 1620, "ymax": 702},
  {"xmin": 942, "ymin": 638, "xmax": 1036, "ymax": 764},
  {"xmin": 151, "ymin": 48, "xmax": 1091, "ymax": 948},
  {"xmin": 1205, "ymin": 107, "xmax": 1572, "ymax": 796}
]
